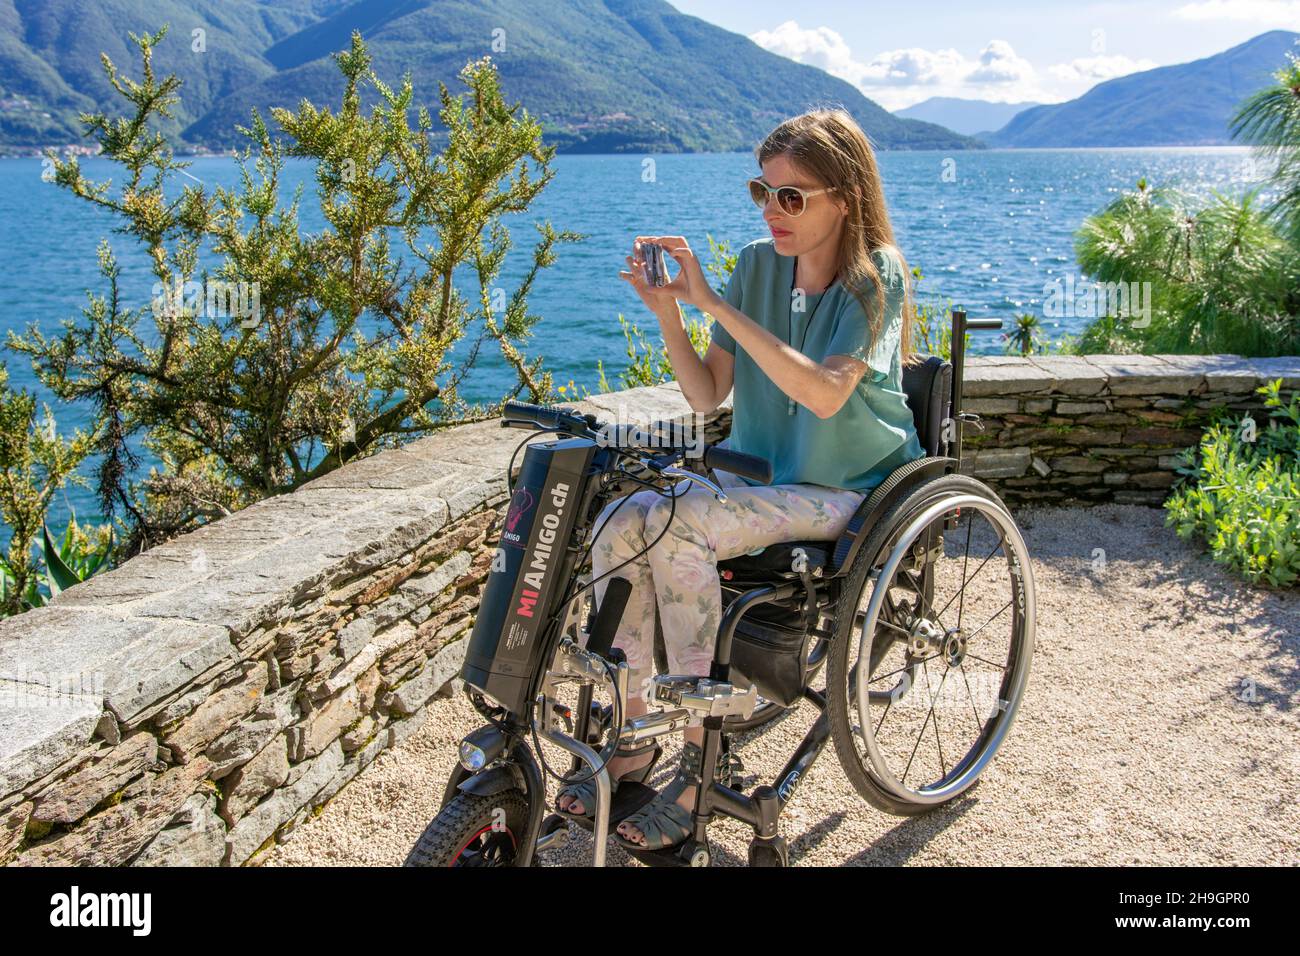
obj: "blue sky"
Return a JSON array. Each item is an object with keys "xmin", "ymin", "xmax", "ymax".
[{"xmin": 671, "ymin": 0, "xmax": 1300, "ymax": 109}]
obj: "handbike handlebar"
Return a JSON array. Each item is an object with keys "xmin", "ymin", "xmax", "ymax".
[
  {"xmin": 500, "ymin": 399, "xmax": 774, "ymax": 485},
  {"xmin": 701, "ymin": 445, "xmax": 773, "ymax": 485}
]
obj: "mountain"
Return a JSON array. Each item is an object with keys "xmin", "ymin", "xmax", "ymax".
[
  {"xmin": 0, "ymin": 0, "xmax": 977, "ymax": 153},
  {"xmin": 895, "ymin": 97, "xmax": 1042, "ymax": 136},
  {"xmin": 984, "ymin": 30, "xmax": 1300, "ymax": 147},
  {"xmin": 0, "ymin": 0, "xmax": 349, "ymax": 146}
]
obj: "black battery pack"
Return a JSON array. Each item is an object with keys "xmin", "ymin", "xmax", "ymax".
[{"xmin": 461, "ymin": 437, "xmax": 597, "ymax": 716}]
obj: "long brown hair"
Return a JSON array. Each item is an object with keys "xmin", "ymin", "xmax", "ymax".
[{"xmin": 755, "ymin": 108, "xmax": 917, "ymax": 367}]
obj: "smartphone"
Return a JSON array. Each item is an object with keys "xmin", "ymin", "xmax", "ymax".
[{"xmin": 640, "ymin": 241, "xmax": 667, "ymax": 287}]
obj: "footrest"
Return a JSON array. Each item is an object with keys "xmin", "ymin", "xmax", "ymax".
[
  {"xmin": 563, "ymin": 781, "xmax": 660, "ymax": 834},
  {"xmin": 652, "ymin": 675, "xmax": 757, "ymax": 719}
]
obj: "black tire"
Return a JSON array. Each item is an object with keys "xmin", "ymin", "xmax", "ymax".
[
  {"xmin": 404, "ymin": 788, "xmax": 532, "ymax": 867},
  {"xmin": 826, "ymin": 473, "xmax": 1033, "ymax": 816}
]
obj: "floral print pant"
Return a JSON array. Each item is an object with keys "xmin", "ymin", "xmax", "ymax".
[{"xmin": 583, "ymin": 468, "xmax": 867, "ymax": 704}]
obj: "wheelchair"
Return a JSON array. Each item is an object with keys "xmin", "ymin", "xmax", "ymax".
[
  {"xmin": 413, "ymin": 310, "xmax": 1036, "ymax": 868},
  {"xmin": 547, "ymin": 310, "xmax": 1036, "ymax": 866}
]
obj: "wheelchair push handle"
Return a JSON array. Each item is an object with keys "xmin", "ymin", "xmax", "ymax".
[{"xmin": 964, "ymin": 317, "xmax": 1002, "ymax": 331}]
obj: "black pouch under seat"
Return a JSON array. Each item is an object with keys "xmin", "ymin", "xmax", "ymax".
[{"xmin": 720, "ymin": 584, "xmax": 808, "ymax": 708}]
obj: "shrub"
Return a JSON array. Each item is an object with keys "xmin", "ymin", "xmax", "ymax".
[
  {"xmin": 9, "ymin": 27, "xmax": 576, "ymax": 560},
  {"xmin": 1164, "ymin": 378, "xmax": 1300, "ymax": 588},
  {"xmin": 1075, "ymin": 181, "xmax": 1300, "ymax": 356},
  {"xmin": 0, "ymin": 362, "xmax": 111, "ymax": 616}
]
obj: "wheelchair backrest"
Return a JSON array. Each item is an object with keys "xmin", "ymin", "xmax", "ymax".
[{"xmin": 901, "ymin": 354, "xmax": 954, "ymax": 458}]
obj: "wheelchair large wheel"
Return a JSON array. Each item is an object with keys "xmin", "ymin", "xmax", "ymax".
[{"xmin": 827, "ymin": 473, "xmax": 1035, "ymax": 815}]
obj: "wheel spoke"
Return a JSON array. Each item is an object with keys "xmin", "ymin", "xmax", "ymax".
[
  {"xmin": 903, "ymin": 565, "xmax": 952, "ymax": 634},
  {"xmin": 957, "ymin": 508, "xmax": 974, "ymax": 629},
  {"xmin": 924, "ymin": 658, "xmax": 949, "ymax": 780},
  {"xmin": 959, "ymin": 662, "xmax": 984, "ymax": 733},
  {"xmin": 878, "ymin": 618, "xmax": 911, "ymax": 638},
  {"xmin": 934, "ymin": 537, "xmax": 1004, "ymax": 624},
  {"xmin": 962, "ymin": 599, "xmax": 1013, "ymax": 644},
  {"xmin": 902, "ymin": 656, "xmax": 954, "ymax": 786},
  {"xmin": 874, "ymin": 696, "xmax": 892, "ymax": 736},
  {"xmin": 840, "ymin": 488, "xmax": 1034, "ymax": 810},
  {"xmin": 964, "ymin": 651, "xmax": 1008, "ymax": 671},
  {"xmin": 869, "ymin": 652, "xmax": 942, "ymax": 684}
]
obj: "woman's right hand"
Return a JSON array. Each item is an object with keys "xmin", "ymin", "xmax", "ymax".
[{"xmin": 620, "ymin": 237, "xmax": 681, "ymax": 315}]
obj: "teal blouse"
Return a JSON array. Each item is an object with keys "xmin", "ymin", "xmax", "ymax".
[{"xmin": 709, "ymin": 237, "xmax": 925, "ymax": 493}]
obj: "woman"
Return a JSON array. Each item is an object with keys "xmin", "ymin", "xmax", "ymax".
[{"xmin": 555, "ymin": 108, "xmax": 925, "ymax": 852}]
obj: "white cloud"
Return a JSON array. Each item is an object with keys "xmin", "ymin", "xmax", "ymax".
[
  {"xmin": 967, "ymin": 40, "xmax": 1036, "ymax": 84},
  {"xmin": 1174, "ymin": 0, "xmax": 1300, "ymax": 25},
  {"xmin": 857, "ymin": 47, "xmax": 970, "ymax": 88},
  {"xmin": 747, "ymin": 20, "xmax": 868, "ymax": 84},
  {"xmin": 747, "ymin": 22, "xmax": 1057, "ymax": 109},
  {"xmin": 1048, "ymin": 54, "xmax": 1159, "ymax": 83}
]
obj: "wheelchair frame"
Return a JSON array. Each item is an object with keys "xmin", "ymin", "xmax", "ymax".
[{"xmin": 541, "ymin": 310, "xmax": 1012, "ymax": 867}]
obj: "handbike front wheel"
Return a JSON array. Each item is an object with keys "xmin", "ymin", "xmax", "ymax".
[
  {"xmin": 827, "ymin": 474, "xmax": 1035, "ymax": 815},
  {"xmin": 404, "ymin": 788, "xmax": 531, "ymax": 867}
]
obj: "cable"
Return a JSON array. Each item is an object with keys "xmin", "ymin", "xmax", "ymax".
[
  {"xmin": 541, "ymin": 463, "xmax": 688, "ymax": 680},
  {"xmin": 530, "ymin": 652, "xmax": 624, "ymax": 793},
  {"xmin": 504, "ymin": 425, "xmax": 569, "ymax": 498},
  {"xmin": 529, "ymin": 459, "xmax": 691, "ymax": 789},
  {"xmin": 494, "ymin": 418, "xmax": 702, "ymax": 790},
  {"xmin": 558, "ymin": 457, "xmax": 691, "ymax": 608}
]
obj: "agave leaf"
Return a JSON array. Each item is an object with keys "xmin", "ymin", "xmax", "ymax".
[
  {"xmin": 42, "ymin": 521, "xmax": 82, "ymax": 595},
  {"xmin": 61, "ymin": 510, "xmax": 77, "ymax": 555}
]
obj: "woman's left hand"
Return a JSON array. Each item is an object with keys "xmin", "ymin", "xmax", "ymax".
[{"xmin": 643, "ymin": 235, "xmax": 717, "ymax": 312}]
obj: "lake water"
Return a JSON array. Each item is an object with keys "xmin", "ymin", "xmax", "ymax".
[{"xmin": 0, "ymin": 147, "xmax": 1263, "ymax": 534}]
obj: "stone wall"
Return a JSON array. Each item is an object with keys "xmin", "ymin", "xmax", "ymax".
[
  {"xmin": 958, "ymin": 354, "xmax": 1299, "ymax": 506},
  {"xmin": 0, "ymin": 383, "xmax": 724, "ymax": 866},
  {"xmin": 0, "ymin": 354, "xmax": 1296, "ymax": 866}
]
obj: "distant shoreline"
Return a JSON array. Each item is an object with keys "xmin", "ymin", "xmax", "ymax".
[{"xmin": 0, "ymin": 144, "xmax": 1258, "ymax": 160}]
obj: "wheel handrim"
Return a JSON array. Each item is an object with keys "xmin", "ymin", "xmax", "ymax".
[{"xmin": 851, "ymin": 493, "xmax": 1035, "ymax": 806}]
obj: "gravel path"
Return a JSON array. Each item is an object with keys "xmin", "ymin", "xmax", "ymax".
[{"xmin": 266, "ymin": 503, "xmax": 1299, "ymax": 867}]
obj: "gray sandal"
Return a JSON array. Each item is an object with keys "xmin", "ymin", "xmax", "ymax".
[
  {"xmin": 554, "ymin": 737, "xmax": 663, "ymax": 824},
  {"xmin": 614, "ymin": 741, "xmax": 727, "ymax": 852}
]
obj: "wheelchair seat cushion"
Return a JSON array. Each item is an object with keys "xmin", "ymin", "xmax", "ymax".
[{"xmin": 717, "ymin": 540, "xmax": 830, "ymax": 579}]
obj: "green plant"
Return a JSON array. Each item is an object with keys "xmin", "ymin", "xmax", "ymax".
[
  {"xmin": 10, "ymin": 27, "xmax": 576, "ymax": 560},
  {"xmin": 1050, "ymin": 331, "xmax": 1083, "ymax": 355},
  {"xmin": 1074, "ymin": 48, "xmax": 1300, "ymax": 357},
  {"xmin": 1231, "ymin": 52, "xmax": 1300, "ymax": 242},
  {"xmin": 0, "ymin": 512, "xmax": 114, "ymax": 617},
  {"xmin": 1004, "ymin": 312, "xmax": 1046, "ymax": 356},
  {"xmin": 0, "ymin": 363, "xmax": 114, "ymax": 616},
  {"xmin": 701, "ymin": 234, "xmax": 738, "ymax": 292},
  {"xmin": 1164, "ymin": 378, "xmax": 1300, "ymax": 588},
  {"xmin": 1075, "ymin": 180, "xmax": 1300, "ymax": 355},
  {"xmin": 909, "ymin": 267, "xmax": 968, "ymax": 361}
]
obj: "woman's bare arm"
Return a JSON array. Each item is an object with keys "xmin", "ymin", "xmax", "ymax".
[
  {"xmin": 653, "ymin": 301, "xmax": 734, "ymax": 414},
  {"xmin": 628, "ymin": 235, "xmax": 861, "ymax": 418},
  {"xmin": 700, "ymin": 289, "xmax": 867, "ymax": 418}
]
